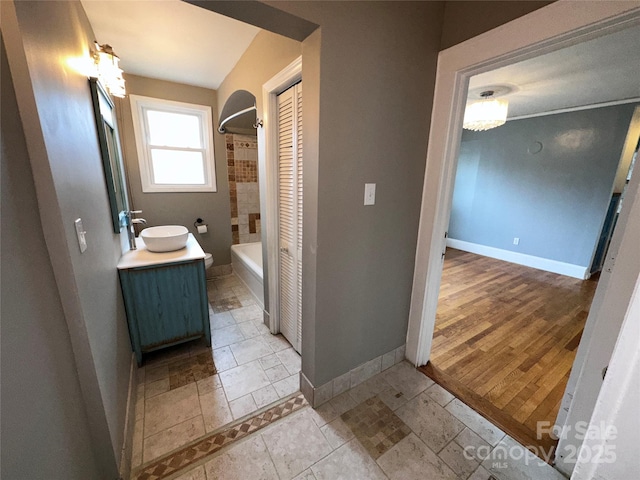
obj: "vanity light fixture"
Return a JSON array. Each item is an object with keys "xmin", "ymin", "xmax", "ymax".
[
  {"xmin": 463, "ymin": 90, "xmax": 509, "ymax": 131},
  {"xmin": 93, "ymin": 42, "xmax": 126, "ymax": 98}
]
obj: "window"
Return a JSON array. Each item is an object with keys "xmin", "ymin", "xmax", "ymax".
[{"xmin": 130, "ymin": 95, "xmax": 217, "ymax": 192}]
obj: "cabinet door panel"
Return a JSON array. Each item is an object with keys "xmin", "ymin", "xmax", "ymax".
[{"xmin": 126, "ymin": 262, "xmax": 206, "ymax": 348}]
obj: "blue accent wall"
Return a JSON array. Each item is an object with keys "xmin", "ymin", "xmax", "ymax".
[{"xmin": 449, "ymin": 103, "xmax": 636, "ymax": 267}]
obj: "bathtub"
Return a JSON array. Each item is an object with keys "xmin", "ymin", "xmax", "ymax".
[{"xmin": 231, "ymin": 242, "xmax": 264, "ymax": 309}]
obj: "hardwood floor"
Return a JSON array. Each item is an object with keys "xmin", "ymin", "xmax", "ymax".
[{"xmin": 419, "ymin": 248, "xmax": 598, "ymax": 455}]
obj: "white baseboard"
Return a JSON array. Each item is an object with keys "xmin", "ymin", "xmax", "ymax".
[{"xmin": 446, "ymin": 238, "xmax": 590, "ymax": 279}]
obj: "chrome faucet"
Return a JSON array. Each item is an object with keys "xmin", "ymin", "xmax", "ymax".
[{"xmin": 125, "ymin": 210, "xmax": 147, "ymax": 250}]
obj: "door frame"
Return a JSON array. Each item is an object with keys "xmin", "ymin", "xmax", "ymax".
[
  {"xmin": 405, "ymin": 0, "xmax": 640, "ymax": 366},
  {"xmin": 261, "ymin": 56, "xmax": 302, "ymax": 335},
  {"xmin": 405, "ymin": 1, "xmax": 640, "ymax": 473}
]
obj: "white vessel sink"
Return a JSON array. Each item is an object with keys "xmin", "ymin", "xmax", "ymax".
[{"xmin": 140, "ymin": 225, "xmax": 189, "ymax": 252}]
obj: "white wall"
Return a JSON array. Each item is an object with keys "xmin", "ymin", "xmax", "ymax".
[
  {"xmin": 556, "ymin": 139, "xmax": 640, "ymax": 474},
  {"xmin": 570, "ymin": 274, "xmax": 640, "ymax": 480}
]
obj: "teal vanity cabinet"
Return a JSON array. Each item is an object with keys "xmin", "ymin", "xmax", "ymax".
[{"xmin": 118, "ymin": 235, "xmax": 211, "ymax": 365}]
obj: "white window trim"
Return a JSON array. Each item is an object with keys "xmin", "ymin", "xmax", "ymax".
[{"xmin": 130, "ymin": 94, "xmax": 217, "ymax": 193}]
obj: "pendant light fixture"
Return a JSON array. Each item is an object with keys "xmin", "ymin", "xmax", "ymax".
[{"xmin": 463, "ymin": 90, "xmax": 509, "ymax": 131}]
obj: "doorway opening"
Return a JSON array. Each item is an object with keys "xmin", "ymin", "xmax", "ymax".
[
  {"xmin": 422, "ymin": 92, "xmax": 639, "ymax": 454},
  {"xmin": 274, "ymin": 80, "xmax": 303, "ymax": 353},
  {"xmin": 79, "ymin": 0, "xmax": 310, "ymax": 467},
  {"xmin": 406, "ymin": 4, "xmax": 640, "ymax": 472},
  {"xmin": 261, "ymin": 57, "xmax": 303, "ymax": 351}
]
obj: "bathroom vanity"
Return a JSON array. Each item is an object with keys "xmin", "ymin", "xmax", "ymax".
[{"xmin": 117, "ymin": 234, "xmax": 211, "ymax": 366}]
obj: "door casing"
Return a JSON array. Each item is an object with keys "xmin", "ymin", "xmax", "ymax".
[
  {"xmin": 260, "ymin": 57, "xmax": 302, "ymax": 336},
  {"xmin": 405, "ymin": 3, "xmax": 640, "ymax": 474}
]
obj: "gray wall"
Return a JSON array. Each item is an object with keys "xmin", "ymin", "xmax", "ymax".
[
  {"xmin": 118, "ymin": 74, "xmax": 233, "ymax": 264},
  {"xmin": 204, "ymin": 1, "xmax": 445, "ymax": 387},
  {"xmin": 440, "ymin": 1, "xmax": 552, "ymax": 49},
  {"xmin": 2, "ymin": 1, "xmax": 133, "ymax": 475},
  {"xmin": 217, "ymin": 30, "xmax": 302, "ymax": 116},
  {"xmin": 285, "ymin": 2, "xmax": 445, "ymax": 386},
  {"xmin": 301, "ymin": 1, "xmax": 444, "ymax": 387},
  {"xmin": 1, "ymin": 36, "xmax": 101, "ymax": 479},
  {"xmin": 4, "ymin": 0, "xmax": 637, "ymax": 474},
  {"xmin": 449, "ymin": 104, "xmax": 636, "ymax": 267}
]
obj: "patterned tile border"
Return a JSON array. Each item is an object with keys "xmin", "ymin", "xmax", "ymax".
[{"xmin": 132, "ymin": 394, "xmax": 308, "ymax": 480}]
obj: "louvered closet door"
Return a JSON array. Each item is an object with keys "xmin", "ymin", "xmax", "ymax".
[{"xmin": 277, "ymin": 82, "xmax": 302, "ymax": 353}]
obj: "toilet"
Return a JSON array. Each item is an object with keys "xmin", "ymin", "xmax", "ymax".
[{"xmin": 204, "ymin": 253, "xmax": 214, "ymax": 277}]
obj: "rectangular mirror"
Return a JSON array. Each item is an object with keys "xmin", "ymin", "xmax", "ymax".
[{"xmin": 89, "ymin": 77, "xmax": 129, "ymax": 232}]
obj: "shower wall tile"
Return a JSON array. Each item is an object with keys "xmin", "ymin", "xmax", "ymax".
[
  {"xmin": 249, "ymin": 214, "xmax": 261, "ymax": 234},
  {"xmin": 236, "ymin": 161, "xmax": 258, "ymax": 182},
  {"xmin": 226, "ymin": 134, "xmax": 260, "ymax": 245},
  {"xmin": 234, "ymin": 135, "xmax": 258, "ymax": 150}
]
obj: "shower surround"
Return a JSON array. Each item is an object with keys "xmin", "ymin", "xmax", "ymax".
[{"xmin": 226, "ymin": 134, "xmax": 261, "ymax": 244}]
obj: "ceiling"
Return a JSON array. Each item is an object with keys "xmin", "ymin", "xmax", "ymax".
[
  {"xmin": 82, "ymin": 1, "xmax": 638, "ymax": 116},
  {"xmin": 469, "ymin": 24, "xmax": 640, "ymax": 118},
  {"xmin": 81, "ymin": 1, "xmax": 259, "ymax": 90}
]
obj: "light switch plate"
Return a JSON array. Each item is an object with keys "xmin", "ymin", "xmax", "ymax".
[
  {"xmin": 364, "ymin": 183, "xmax": 376, "ymax": 205},
  {"xmin": 74, "ymin": 218, "xmax": 87, "ymax": 253}
]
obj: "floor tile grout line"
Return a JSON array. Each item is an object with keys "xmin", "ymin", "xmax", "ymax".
[
  {"xmin": 137, "ymin": 276, "xmax": 302, "ymax": 476},
  {"xmin": 207, "ymin": 395, "xmax": 307, "ymax": 477},
  {"xmin": 291, "ymin": 410, "xmax": 395, "ymax": 480},
  {"xmin": 141, "ymin": 412, "xmax": 205, "ymax": 464},
  {"xmin": 259, "ymin": 431, "xmax": 284, "ymax": 480},
  {"xmin": 153, "ymin": 360, "xmax": 557, "ymax": 480},
  {"xmin": 140, "ymin": 354, "xmax": 219, "ymax": 460},
  {"xmin": 131, "ymin": 393, "xmax": 308, "ymax": 480},
  {"xmin": 157, "ymin": 423, "xmax": 261, "ymax": 480},
  {"xmin": 140, "ymin": 389, "xmax": 146, "ymax": 469},
  {"xmin": 393, "ymin": 383, "xmax": 511, "ymax": 478}
]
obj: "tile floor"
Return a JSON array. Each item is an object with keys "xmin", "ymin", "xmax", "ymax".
[
  {"xmin": 130, "ymin": 273, "xmax": 567, "ymax": 480},
  {"xmin": 133, "ymin": 361, "xmax": 566, "ymax": 480},
  {"xmin": 131, "ymin": 274, "xmax": 301, "ymax": 468}
]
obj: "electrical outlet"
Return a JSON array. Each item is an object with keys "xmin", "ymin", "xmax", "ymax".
[{"xmin": 513, "ymin": 237, "xmax": 520, "ymax": 246}]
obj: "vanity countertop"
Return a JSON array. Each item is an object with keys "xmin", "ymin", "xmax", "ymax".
[{"xmin": 117, "ymin": 233, "xmax": 205, "ymax": 270}]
